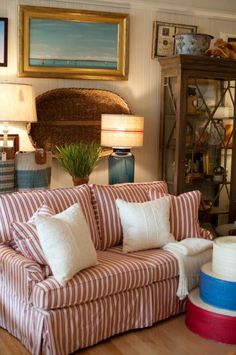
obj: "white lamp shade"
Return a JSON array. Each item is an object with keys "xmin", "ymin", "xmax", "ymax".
[
  {"xmin": 0, "ymin": 83, "xmax": 37, "ymax": 122},
  {"xmin": 101, "ymin": 114, "xmax": 144, "ymax": 148}
]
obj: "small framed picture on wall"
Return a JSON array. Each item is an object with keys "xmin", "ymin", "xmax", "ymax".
[
  {"xmin": 0, "ymin": 17, "xmax": 8, "ymax": 66},
  {"xmin": 219, "ymin": 32, "xmax": 236, "ymax": 43},
  {"xmin": 152, "ymin": 21, "xmax": 197, "ymax": 58},
  {"xmin": 0, "ymin": 134, "xmax": 19, "ymax": 159}
]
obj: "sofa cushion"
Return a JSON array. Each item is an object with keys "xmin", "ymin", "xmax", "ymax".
[
  {"xmin": 109, "ymin": 245, "xmax": 179, "ymax": 281},
  {"xmin": 148, "ymin": 189, "xmax": 207, "ymax": 241},
  {"xmin": 31, "ymin": 247, "xmax": 179, "ymax": 310},
  {"xmin": 90, "ymin": 181, "xmax": 168, "ymax": 250},
  {"xmin": 0, "ymin": 190, "xmax": 44, "ymax": 243},
  {"xmin": 116, "ymin": 197, "xmax": 174, "ymax": 252},
  {"xmin": 35, "ymin": 203, "xmax": 98, "ymax": 286},
  {"xmin": 40, "ymin": 185, "xmax": 100, "ymax": 249},
  {"xmin": 11, "ymin": 204, "xmax": 55, "ymax": 265}
]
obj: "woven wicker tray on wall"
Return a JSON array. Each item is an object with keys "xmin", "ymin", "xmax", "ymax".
[{"xmin": 28, "ymin": 88, "xmax": 131, "ymax": 153}]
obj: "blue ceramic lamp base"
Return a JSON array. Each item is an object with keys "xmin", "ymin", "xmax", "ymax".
[{"xmin": 108, "ymin": 149, "xmax": 134, "ymax": 185}]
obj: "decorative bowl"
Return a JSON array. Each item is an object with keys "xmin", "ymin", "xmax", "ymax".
[{"xmin": 174, "ymin": 33, "xmax": 214, "ymax": 55}]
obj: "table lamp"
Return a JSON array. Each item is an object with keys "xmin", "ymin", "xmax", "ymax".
[
  {"xmin": 101, "ymin": 114, "xmax": 144, "ymax": 184},
  {"xmin": 0, "ymin": 82, "xmax": 37, "ymax": 157}
]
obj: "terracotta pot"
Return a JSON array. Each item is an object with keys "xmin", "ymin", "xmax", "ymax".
[{"xmin": 72, "ymin": 176, "xmax": 89, "ymax": 186}]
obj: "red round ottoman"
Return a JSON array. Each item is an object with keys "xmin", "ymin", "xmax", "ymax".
[{"xmin": 186, "ymin": 288, "xmax": 236, "ymax": 344}]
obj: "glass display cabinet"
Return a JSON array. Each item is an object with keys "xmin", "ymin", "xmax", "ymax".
[{"xmin": 158, "ymin": 55, "xmax": 236, "ymax": 226}]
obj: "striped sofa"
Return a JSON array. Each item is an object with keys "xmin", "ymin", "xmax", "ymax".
[{"xmin": 0, "ymin": 181, "xmax": 211, "ymax": 355}]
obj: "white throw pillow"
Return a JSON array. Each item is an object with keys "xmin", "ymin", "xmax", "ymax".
[
  {"xmin": 35, "ymin": 203, "xmax": 98, "ymax": 285},
  {"xmin": 116, "ymin": 197, "xmax": 174, "ymax": 253}
]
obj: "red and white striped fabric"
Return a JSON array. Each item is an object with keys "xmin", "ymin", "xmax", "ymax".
[
  {"xmin": 0, "ymin": 243, "xmax": 185, "ymax": 355},
  {"xmin": 40, "ymin": 185, "xmax": 100, "ymax": 249},
  {"xmin": 0, "ymin": 244, "xmax": 45, "ymax": 303},
  {"xmin": 0, "ymin": 287, "xmax": 45, "ymax": 355},
  {"xmin": 31, "ymin": 247, "xmax": 179, "ymax": 310},
  {"xmin": 27, "ymin": 204, "xmax": 55, "ymax": 223},
  {"xmin": 0, "ymin": 190, "xmax": 44, "ymax": 243},
  {"xmin": 40, "ymin": 282, "xmax": 183, "ymax": 355},
  {"xmin": 32, "ymin": 250, "xmax": 151, "ymax": 309},
  {"xmin": 90, "ymin": 181, "xmax": 168, "ymax": 250},
  {"xmin": 1, "ymin": 273, "xmax": 185, "ymax": 355},
  {"xmin": 11, "ymin": 205, "xmax": 55, "ymax": 265},
  {"xmin": 148, "ymin": 189, "xmax": 213, "ymax": 241},
  {"xmin": 199, "ymin": 227, "xmax": 214, "ymax": 240},
  {"xmin": 151, "ymin": 278, "xmax": 186, "ymax": 322},
  {"xmin": 109, "ymin": 245, "xmax": 179, "ymax": 280}
]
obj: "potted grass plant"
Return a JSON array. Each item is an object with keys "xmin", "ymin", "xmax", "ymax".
[{"xmin": 55, "ymin": 142, "xmax": 102, "ymax": 186}]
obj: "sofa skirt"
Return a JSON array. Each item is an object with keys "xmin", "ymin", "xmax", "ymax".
[{"xmin": 0, "ymin": 277, "xmax": 185, "ymax": 355}]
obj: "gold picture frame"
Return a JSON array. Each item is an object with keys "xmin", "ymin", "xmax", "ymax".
[
  {"xmin": 19, "ymin": 5, "xmax": 129, "ymax": 81},
  {"xmin": 152, "ymin": 21, "xmax": 197, "ymax": 58},
  {"xmin": 0, "ymin": 17, "xmax": 8, "ymax": 67}
]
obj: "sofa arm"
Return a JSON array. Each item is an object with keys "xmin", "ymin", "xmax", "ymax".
[{"xmin": 0, "ymin": 244, "xmax": 45, "ymax": 304}]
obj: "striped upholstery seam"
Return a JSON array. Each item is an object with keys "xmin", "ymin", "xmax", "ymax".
[
  {"xmin": 199, "ymin": 227, "xmax": 214, "ymax": 240},
  {"xmin": 89, "ymin": 181, "xmax": 168, "ymax": 250},
  {"xmin": 0, "ymin": 190, "xmax": 45, "ymax": 243},
  {"xmin": 31, "ymin": 248, "xmax": 180, "ymax": 310},
  {"xmin": 0, "ymin": 244, "xmax": 45, "ymax": 303},
  {"xmin": 148, "ymin": 189, "xmax": 214, "ymax": 241},
  {"xmin": 108, "ymin": 246, "xmax": 180, "ymax": 278},
  {"xmin": 40, "ymin": 185, "xmax": 101, "ymax": 250},
  {"xmin": 11, "ymin": 204, "xmax": 56, "ymax": 266},
  {"xmin": 0, "ymin": 277, "xmax": 185, "ymax": 354},
  {"xmin": 32, "ymin": 256, "xmax": 157, "ymax": 309}
]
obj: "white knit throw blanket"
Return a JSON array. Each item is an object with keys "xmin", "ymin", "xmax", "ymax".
[{"xmin": 163, "ymin": 238, "xmax": 213, "ymax": 299}]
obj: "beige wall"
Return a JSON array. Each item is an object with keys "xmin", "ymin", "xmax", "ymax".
[{"xmin": 0, "ymin": 0, "xmax": 236, "ymax": 188}]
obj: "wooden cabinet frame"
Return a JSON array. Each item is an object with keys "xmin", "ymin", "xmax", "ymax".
[{"xmin": 159, "ymin": 55, "xmax": 236, "ymax": 223}]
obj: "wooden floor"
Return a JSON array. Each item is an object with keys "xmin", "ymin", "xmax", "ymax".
[{"xmin": 1, "ymin": 314, "xmax": 236, "ymax": 355}]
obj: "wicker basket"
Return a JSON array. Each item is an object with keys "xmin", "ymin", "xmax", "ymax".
[{"xmin": 28, "ymin": 88, "xmax": 131, "ymax": 152}]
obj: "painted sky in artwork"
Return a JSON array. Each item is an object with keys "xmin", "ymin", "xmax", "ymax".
[
  {"xmin": 0, "ymin": 22, "xmax": 4, "ymax": 63},
  {"xmin": 29, "ymin": 18, "xmax": 118, "ymax": 61}
]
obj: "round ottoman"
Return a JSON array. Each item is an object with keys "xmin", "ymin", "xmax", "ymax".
[
  {"xmin": 200, "ymin": 262, "xmax": 236, "ymax": 311},
  {"xmin": 186, "ymin": 288, "xmax": 236, "ymax": 344},
  {"xmin": 186, "ymin": 237, "xmax": 236, "ymax": 344},
  {"xmin": 212, "ymin": 236, "xmax": 236, "ymax": 279}
]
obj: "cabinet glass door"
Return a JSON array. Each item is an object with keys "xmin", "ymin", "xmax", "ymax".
[
  {"xmin": 185, "ymin": 78, "xmax": 235, "ymax": 224},
  {"xmin": 162, "ymin": 76, "xmax": 177, "ymax": 194}
]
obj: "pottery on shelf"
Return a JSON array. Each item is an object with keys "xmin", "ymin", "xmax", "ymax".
[{"xmin": 174, "ymin": 33, "xmax": 214, "ymax": 55}]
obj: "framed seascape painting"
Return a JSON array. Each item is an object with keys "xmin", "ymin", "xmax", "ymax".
[
  {"xmin": 0, "ymin": 18, "xmax": 8, "ymax": 66},
  {"xmin": 152, "ymin": 21, "xmax": 197, "ymax": 58},
  {"xmin": 19, "ymin": 6, "xmax": 129, "ymax": 80}
]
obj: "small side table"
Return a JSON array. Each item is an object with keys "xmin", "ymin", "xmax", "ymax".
[{"xmin": 215, "ymin": 223, "xmax": 236, "ymax": 236}]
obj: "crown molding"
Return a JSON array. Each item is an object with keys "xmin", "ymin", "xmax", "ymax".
[{"xmin": 49, "ymin": 0, "xmax": 236, "ymax": 20}]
